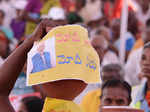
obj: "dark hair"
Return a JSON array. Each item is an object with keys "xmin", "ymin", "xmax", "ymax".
[
  {"xmin": 77, "ymin": 0, "xmax": 86, "ymax": 7},
  {"xmin": 101, "ymin": 79, "xmax": 132, "ymax": 103},
  {"xmin": 146, "ymin": 18, "xmax": 150, "ymax": 27},
  {"xmin": 101, "ymin": 64, "xmax": 124, "ymax": 80},
  {"xmin": 144, "ymin": 42, "xmax": 150, "ymax": 49},
  {"xmin": 0, "ymin": 10, "xmax": 5, "ymax": 18},
  {"xmin": 21, "ymin": 96, "xmax": 44, "ymax": 112},
  {"xmin": 127, "ymin": 11, "xmax": 138, "ymax": 36},
  {"xmin": 67, "ymin": 12, "xmax": 83, "ymax": 24}
]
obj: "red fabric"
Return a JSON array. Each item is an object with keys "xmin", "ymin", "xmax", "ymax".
[
  {"xmin": 113, "ymin": 0, "xmax": 122, "ymax": 19},
  {"xmin": 104, "ymin": 0, "xmax": 134, "ymax": 20},
  {"xmin": 60, "ymin": 0, "xmax": 75, "ymax": 12},
  {"xmin": 146, "ymin": 91, "xmax": 150, "ymax": 106},
  {"xmin": 0, "ymin": 32, "xmax": 8, "ymax": 43}
]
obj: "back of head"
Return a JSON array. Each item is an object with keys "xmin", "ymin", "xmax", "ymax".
[
  {"xmin": 22, "ymin": 96, "xmax": 44, "ymax": 112},
  {"xmin": 101, "ymin": 64, "xmax": 124, "ymax": 81}
]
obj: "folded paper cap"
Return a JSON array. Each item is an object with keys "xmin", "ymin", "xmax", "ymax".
[{"xmin": 27, "ymin": 25, "xmax": 100, "ymax": 86}]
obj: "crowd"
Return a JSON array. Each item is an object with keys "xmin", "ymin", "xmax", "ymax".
[{"xmin": 0, "ymin": 0, "xmax": 150, "ymax": 112}]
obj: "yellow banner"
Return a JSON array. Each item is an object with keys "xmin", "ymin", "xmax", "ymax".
[{"xmin": 27, "ymin": 25, "xmax": 100, "ymax": 86}]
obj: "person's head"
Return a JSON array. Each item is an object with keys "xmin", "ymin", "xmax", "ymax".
[
  {"xmin": 75, "ymin": 0, "xmax": 86, "ymax": 11},
  {"xmin": 41, "ymin": 7, "xmax": 67, "ymax": 33},
  {"xmin": 101, "ymin": 64, "xmax": 124, "ymax": 82},
  {"xmin": 111, "ymin": 19, "xmax": 120, "ymax": 40},
  {"xmin": 140, "ymin": 42, "xmax": 150, "ymax": 79},
  {"xmin": 96, "ymin": 26, "xmax": 111, "ymax": 41},
  {"xmin": 13, "ymin": 0, "xmax": 27, "ymax": 17},
  {"xmin": 127, "ymin": 11, "xmax": 138, "ymax": 37},
  {"xmin": 18, "ymin": 96, "xmax": 44, "ymax": 112},
  {"xmin": 67, "ymin": 12, "xmax": 83, "ymax": 24},
  {"xmin": 91, "ymin": 35, "xmax": 109, "ymax": 61},
  {"xmin": 139, "ymin": 0, "xmax": 150, "ymax": 13},
  {"xmin": 100, "ymin": 79, "xmax": 132, "ymax": 106},
  {"xmin": 37, "ymin": 43, "xmax": 45, "ymax": 54},
  {"xmin": 142, "ymin": 23, "xmax": 150, "ymax": 44},
  {"xmin": 0, "ymin": 10, "xmax": 5, "ymax": 25},
  {"xmin": 0, "ymin": 31, "xmax": 9, "ymax": 58}
]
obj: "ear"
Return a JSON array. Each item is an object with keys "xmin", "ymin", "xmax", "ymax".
[{"xmin": 128, "ymin": 98, "xmax": 132, "ymax": 105}]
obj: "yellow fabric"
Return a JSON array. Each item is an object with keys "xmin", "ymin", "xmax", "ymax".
[
  {"xmin": 134, "ymin": 101, "xmax": 141, "ymax": 109},
  {"xmin": 80, "ymin": 89, "xmax": 101, "ymax": 112},
  {"xmin": 40, "ymin": 0, "xmax": 60, "ymax": 15},
  {"xmin": 25, "ymin": 21, "xmax": 37, "ymax": 35},
  {"xmin": 43, "ymin": 97, "xmax": 83, "ymax": 112},
  {"xmin": 132, "ymin": 38, "xmax": 144, "ymax": 51},
  {"xmin": 25, "ymin": 0, "xmax": 60, "ymax": 35}
]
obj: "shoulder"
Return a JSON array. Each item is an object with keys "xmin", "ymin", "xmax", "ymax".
[{"xmin": 81, "ymin": 89, "xmax": 101, "ymax": 103}]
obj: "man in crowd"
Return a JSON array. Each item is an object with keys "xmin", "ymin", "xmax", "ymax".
[
  {"xmin": 80, "ymin": 64, "xmax": 125, "ymax": 112},
  {"xmin": 100, "ymin": 79, "xmax": 132, "ymax": 106},
  {"xmin": 91, "ymin": 35, "xmax": 119, "ymax": 66},
  {"xmin": 0, "ymin": 19, "xmax": 87, "ymax": 112}
]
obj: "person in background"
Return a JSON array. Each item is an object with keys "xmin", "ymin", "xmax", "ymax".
[
  {"xmin": 0, "ymin": 10, "xmax": 14, "ymax": 41},
  {"xmin": 111, "ymin": 18, "xmax": 136, "ymax": 61},
  {"xmin": 18, "ymin": 96, "xmax": 44, "ymax": 112},
  {"xmin": 0, "ymin": 19, "xmax": 87, "ymax": 112},
  {"xmin": 41, "ymin": 7, "xmax": 67, "ymax": 32},
  {"xmin": 21, "ymin": 0, "xmax": 43, "ymax": 35},
  {"xmin": 60, "ymin": 0, "xmax": 75, "ymax": 13},
  {"xmin": 100, "ymin": 79, "xmax": 132, "ymax": 106},
  {"xmin": 131, "ymin": 42, "xmax": 150, "ymax": 112},
  {"xmin": 77, "ymin": 0, "xmax": 102, "ymax": 23},
  {"xmin": 0, "ymin": 0, "xmax": 16, "ymax": 28},
  {"xmin": 80, "ymin": 64, "xmax": 124, "ymax": 112},
  {"xmin": 132, "ymin": 18, "xmax": 150, "ymax": 51},
  {"xmin": 125, "ymin": 19, "xmax": 150, "ymax": 86},
  {"xmin": 91, "ymin": 35, "xmax": 119, "ymax": 66},
  {"xmin": 0, "ymin": 9, "xmax": 18, "ymax": 52},
  {"xmin": 0, "ymin": 31, "xmax": 9, "ymax": 64},
  {"xmin": 135, "ymin": 0, "xmax": 150, "ymax": 26},
  {"xmin": 22, "ymin": 0, "xmax": 60, "ymax": 35},
  {"xmin": 10, "ymin": 0, "xmax": 27, "ymax": 41}
]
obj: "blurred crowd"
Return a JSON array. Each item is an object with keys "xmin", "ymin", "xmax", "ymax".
[{"xmin": 1, "ymin": 0, "xmax": 150, "ymax": 112}]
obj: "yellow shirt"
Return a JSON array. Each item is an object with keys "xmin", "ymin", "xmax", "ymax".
[
  {"xmin": 43, "ymin": 97, "xmax": 83, "ymax": 112},
  {"xmin": 80, "ymin": 89, "xmax": 101, "ymax": 112}
]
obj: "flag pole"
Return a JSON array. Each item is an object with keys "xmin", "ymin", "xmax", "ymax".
[{"xmin": 119, "ymin": 0, "xmax": 128, "ymax": 65}]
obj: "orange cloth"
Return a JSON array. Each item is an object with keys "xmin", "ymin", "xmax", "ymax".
[{"xmin": 132, "ymin": 38, "xmax": 144, "ymax": 51}]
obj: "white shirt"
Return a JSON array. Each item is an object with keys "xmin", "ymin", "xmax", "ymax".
[
  {"xmin": 102, "ymin": 50, "xmax": 120, "ymax": 66},
  {"xmin": 0, "ymin": 56, "xmax": 4, "ymax": 66},
  {"xmin": 134, "ymin": 1, "xmax": 150, "ymax": 25},
  {"xmin": 125, "ymin": 47, "xmax": 143, "ymax": 86},
  {"xmin": 78, "ymin": 0, "xmax": 102, "ymax": 23}
]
